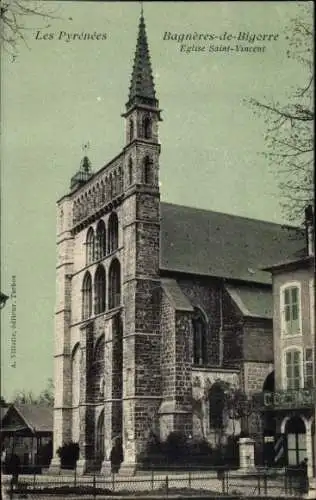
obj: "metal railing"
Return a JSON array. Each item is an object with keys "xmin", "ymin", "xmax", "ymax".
[{"xmin": 1, "ymin": 465, "xmax": 309, "ymax": 498}]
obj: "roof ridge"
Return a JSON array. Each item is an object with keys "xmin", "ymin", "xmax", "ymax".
[{"xmin": 160, "ymin": 201, "xmax": 300, "ymax": 229}]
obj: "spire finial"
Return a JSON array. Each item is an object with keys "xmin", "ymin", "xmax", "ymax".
[{"xmin": 140, "ymin": 0, "xmax": 144, "ymax": 17}]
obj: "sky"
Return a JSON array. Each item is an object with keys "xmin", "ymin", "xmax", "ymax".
[{"xmin": 0, "ymin": 1, "xmax": 309, "ymax": 400}]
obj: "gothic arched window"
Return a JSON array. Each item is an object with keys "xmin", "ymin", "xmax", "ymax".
[
  {"xmin": 86, "ymin": 227, "xmax": 95, "ymax": 264},
  {"xmin": 143, "ymin": 156, "xmax": 152, "ymax": 185},
  {"xmin": 109, "ymin": 258, "xmax": 121, "ymax": 309},
  {"xmin": 94, "ymin": 265, "xmax": 106, "ymax": 314},
  {"xmin": 95, "ymin": 220, "xmax": 106, "ymax": 260},
  {"xmin": 82, "ymin": 271, "xmax": 92, "ymax": 320},
  {"xmin": 193, "ymin": 308, "xmax": 207, "ymax": 365},
  {"xmin": 96, "ymin": 409, "xmax": 105, "ymax": 465},
  {"xmin": 143, "ymin": 116, "xmax": 152, "ymax": 139},
  {"xmin": 108, "ymin": 212, "xmax": 119, "ymax": 254}
]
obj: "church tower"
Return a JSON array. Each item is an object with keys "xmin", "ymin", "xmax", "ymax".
[{"xmin": 120, "ymin": 11, "xmax": 163, "ymax": 469}]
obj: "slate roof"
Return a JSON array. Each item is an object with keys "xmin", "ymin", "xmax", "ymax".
[
  {"xmin": 10, "ymin": 405, "xmax": 53, "ymax": 434},
  {"xmin": 160, "ymin": 203, "xmax": 305, "ymax": 285},
  {"xmin": 161, "ymin": 278, "xmax": 194, "ymax": 312},
  {"xmin": 225, "ymin": 284, "xmax": 273, "ymax": 319}
]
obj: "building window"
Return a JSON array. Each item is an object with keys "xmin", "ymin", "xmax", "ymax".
[
  {"xmin": 304, "ymin": 348, "xmax": 314, "ymax": 388},
  {"xmin": 108, "ymin": 212, "xmax": 118, "ymax": 254},
  {"xmin": 128, "ymin": 158, "xmax": 133, "ymax": 185},
  {"xmin": 109, "ymin": 174, "xmax": 113, "ymax": 199},
  {"xmin": 281, "ymin": 285, "xmax": 301, "ymax": 336},
  {"xmin": 109, "ymin": 258, "xmax": 121, "ymax": 309},
  {"xmin": 91, "ymin": 336, "xmax": 105, "ymax": 401},
  {"xmin": 192, "ymin": 308, "xmax": 207, "ymax": 365},
  {"xmin": 129, "ymin": 119, "xmax": 134, "ymax": 142},
  {"xmin": 143, "ymin": 156, "xmax": 152, "ymax": 185},
  {"xmin": 95, "ymin": 220, "xmax": 106, "ymax": 261},
  {"xmin": 143, "ymin": 116, "xmax": 152, "ymax": 139},
  {"xmin": 285, "ymin": 417, "xmax": 306, "ymax": 466},
  {"xmin": 86, "ymin": 227, "xmax": 95, "ymax": 264},
  {"xmin": 285, "ymin": 348, "xmax": 302, "ymax": 390},
  {"xmin": 82, "ymin": 272, "xmax": 92, "ymax": 320},
  {"xmin": 94, "ymin": 265, "xmax": 106, "ymax": 315}
]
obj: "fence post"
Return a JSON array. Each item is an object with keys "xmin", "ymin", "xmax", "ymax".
[
  {"xmin": 74, "ymin": 466, "xmax": 77, "ymax": 487},
  {"xmin": 221, "ymin": 470, "xmax": 225, "ymax": 494},
  {"xmin": 263, "ymin": 473, "xmax": 267, "ymax": 495},
  {"xmin": 188, "ymin": 471, "xmax": 191, "ymax": 489},
  {"xmin": 165, "ymin": 475, "xmax": 169, "ymax": 497},
  {"xmin": 151, "ymin": 470, "xmax": 154, "ymax": 490},
  {"xmin": 112, "ymin": 472, "xmax": 115, "ymax": 492},
  {"xmin": 93, "ymin": 473, "xmax": 96, "ymax": 499}
]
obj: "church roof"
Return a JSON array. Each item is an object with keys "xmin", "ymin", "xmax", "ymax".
[
  {"xmin": 160, "ymin": 202, "xmax": 305, "ymax": 285},
  {"xmin": 128, "ymin": 14, "xmax": 156, "ymax": 104},
  {"xmin": 225, "ymin": 284, "xmax": 272, "ymax": 319}
]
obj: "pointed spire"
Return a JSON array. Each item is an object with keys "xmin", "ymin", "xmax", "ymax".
[{"xmin": 127, "ymin": 11, "xmax": 157, "ymax": 108}]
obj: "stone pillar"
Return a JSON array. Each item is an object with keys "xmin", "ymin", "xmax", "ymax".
[
  {"xmin": 49, "ymin": 197, "xmax": 73, "ymax": 474},
  {"xmin": 238, "ymin": 437, "xmax": 256, "ymax": 470},
  {"xmin": 305, "ymin": 418, "xmax": 314, "ymax": 479},
  {"xmin": 76, "ymin": 323, "xmax": 94, "ymax": 474}
]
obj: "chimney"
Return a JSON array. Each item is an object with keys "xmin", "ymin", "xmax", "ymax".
[{"xmin": 304, "ymin": 204, "xmax": 315, "ymax": 256}]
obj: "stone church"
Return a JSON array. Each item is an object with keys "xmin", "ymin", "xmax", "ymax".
[{"xmin": 52, "ymin": 13, "xmax": 304, "ymax": 473}]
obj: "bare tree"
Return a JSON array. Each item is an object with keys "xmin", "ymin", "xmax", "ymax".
[
  {"xmin": 247, "ymin": 3, "xmax": 314, "ymax": 223},
  {"xmin": 13, "ymin": 378, "xmax": 54, "ymax": 406},
  {"xmin": 0, "ymin": 1, "xmax": 71, "ymax": 57}
]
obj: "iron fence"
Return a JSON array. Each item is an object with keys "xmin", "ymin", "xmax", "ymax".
[{"xmin": 1, "ymin": 465, "xmax": 309, "ymax": 499}]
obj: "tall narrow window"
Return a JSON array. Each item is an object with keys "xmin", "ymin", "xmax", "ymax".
[
  {"xmin": 129, "ymin": 119, "xmax": 134, "ymax": 142},
  {"xmin": 109, "ymin": 174, "xmax": 113, "ymax": 200},
  {"xmin": 95, "ymin": 220, "xmax": 106, "ymax": 261},
  {"xmin": 143, "ymin": 157, "xmax": 152, "ymax": 185},
  {"xmin": 285, "ymin": 349, "xmax": 302, "ymax": 389},
  {"xmin": 304, "ymin": 348, "xmax": 314, "ymax": 388},
  {"xmin": 109, "ymin": 259, "xmax": 121, "ymax": 309},
  {"xmin": 82, "ymin": 272, "xmax": 92, "ymax": 320},
  {"xmin": 143, "ymin": 116, "xmax": 152, "ymax": 139},
  {"xmin": 282, "ymin": 285, "xmax": 301, "ymax": 335},
  {"xmin": 108, "ymin": 212, "xmax": 119, "ymax": 254},
  {"xmin": 94, "ymin": 265, "xmax": 106, "ymax": 314},
  {"xmin": 128, "ymin": 158, "xmax": 133, "ymax": 185},
  {"xmin": 91, "ymin": 336, "xmax": 105, "ymax": 401},
  {"xmin": 192, "ymin": 308, "xmax": 207, "ymax": 365},
  {"xmin": 86, "ymin": 228, "xmax": 95, "ymax": 264}
]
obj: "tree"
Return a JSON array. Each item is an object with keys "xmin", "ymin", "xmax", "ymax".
[
  {"xmin": 13, "ymin": 378, "xmax": 54, "ymax": 406},
  {"xmin": 0, "ymin": 1, "xmax": 71, "ymax": 58},
  {"xmin": 247, "ymin": 3, "xmax": 314, "ymax": 223}
]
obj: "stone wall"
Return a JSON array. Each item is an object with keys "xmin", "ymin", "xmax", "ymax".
[{"xmin": 177, "ymin": 277, "xmax": 222, "ymax": 365}]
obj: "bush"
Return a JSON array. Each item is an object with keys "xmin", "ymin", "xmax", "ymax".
[
  {"xmin": 57, "ymin": 442, "xmax": 79, "ymax": 470},
  {"xmin": 164, "ymin": 431, "xmax": 188, "ymax": 463},
  {"xmin": 37, "ymin": 441, "xmax": 53, "ymax": 468}
]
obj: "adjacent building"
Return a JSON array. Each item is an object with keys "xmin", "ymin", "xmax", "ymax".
[
  {"xmin": 51, "ymin": 12, "xmax": 306, "ymax": 473},
  {"xmin": 261, "ymin": 208, "xmax": 315, "ymax": 478}
]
